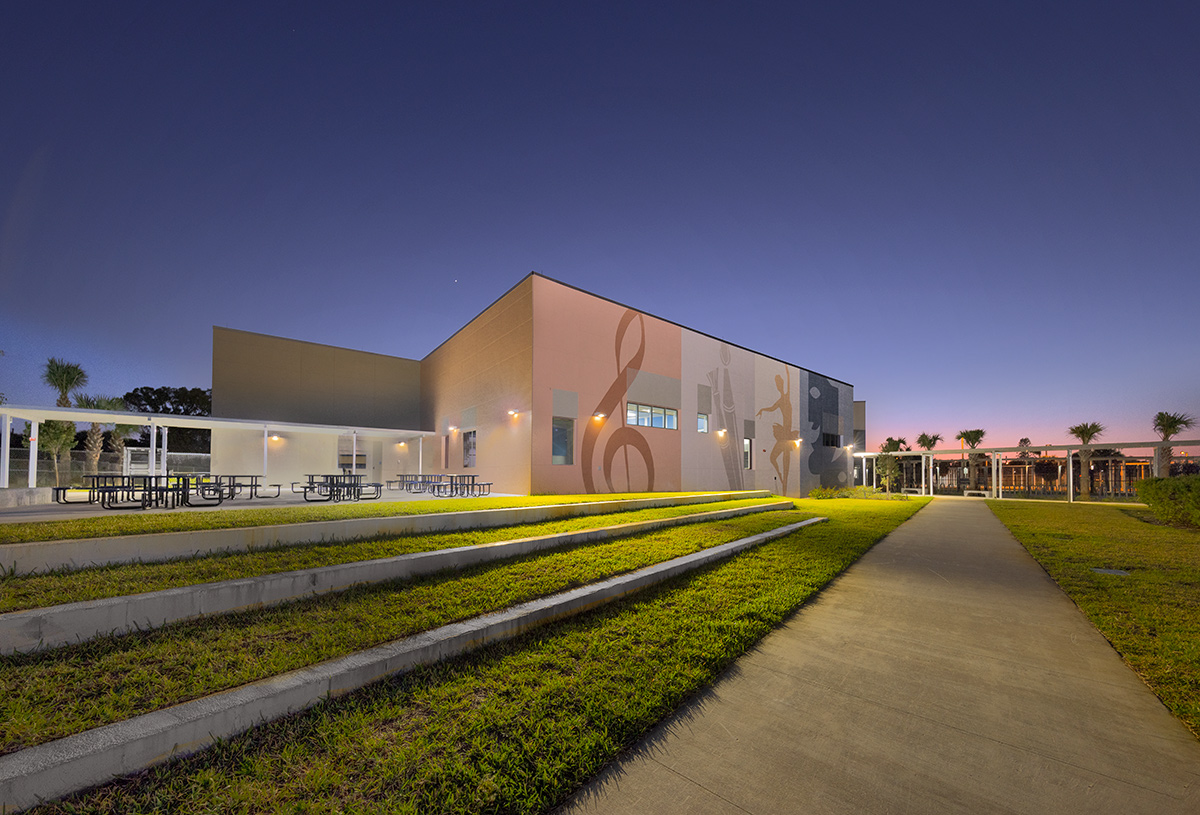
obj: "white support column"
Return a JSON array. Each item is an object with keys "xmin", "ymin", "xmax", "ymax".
[
  {"xmin": 1066, "ymin": 448, "xmax": 1074, "ymax": 503},
  {"xmin": 872, "ymin": 456, "xmax": 877, "ymax": 489},
  {"xmin": 0, "ymin": 413, "xmax": 9, "ymax": 489},
  {"xmin": 148, "ymin": 423, "xmax": 157, "ymax": 476},
  {"xmin": 263, "ymin": 428, "xmax": 269, "ymax": 477},
  {"xmin": 160, "ymin": 427, "xmax": 169, "ymax": 475},
  {"xmin": 921, "ymin": 454, "xmax": 927, "ymax": 495},
  {"xmin": 352, "ymin": 431, "xmax": 358, "ymax": 475},
  {"xmin": 27, "ymin": 421, "xmax": 39, "ymax": 488},
  {"xmin": 996, "ymin": 453, "xmax": 1003, "ymax": 500},
  {"xmin": 418, "ymin": 436, "xmax": 423, "ymax": 475}
]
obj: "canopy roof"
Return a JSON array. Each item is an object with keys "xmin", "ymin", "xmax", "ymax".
[{"xmin": 0, "ymin": 404, "xmax": 433, "ymax": 439}]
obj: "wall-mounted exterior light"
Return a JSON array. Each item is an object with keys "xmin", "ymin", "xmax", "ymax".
[
  {"xmin": 508, "ymin": 410, "xmax": 518, "ymax": 416},
  {"xmin": 593, "ymin": 412, "xmax": 606, "ymax": 420},
  {"xmin": 269, "ymin": 434, "xmax": 281, "ymax": 441},
  {"xmin": 717, "ymin": 429, "xmax": 726, "ymax": 436}
]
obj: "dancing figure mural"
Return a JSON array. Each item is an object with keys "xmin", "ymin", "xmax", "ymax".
[{"xmin": 756, "ymin": 368, "xmax": 796, "ymax": 496}]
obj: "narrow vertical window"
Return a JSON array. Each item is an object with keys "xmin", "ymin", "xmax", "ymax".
[
  {"xmin": 698, "ymin": 413, "xmax": 708, "ymax": 433},
  {"xmin": 463, "ymin": 430, "xmax": 476, "ymax": 468},
  {"xmin": 743, "ymin": 437, "xmax": 752, "ymax": 470},
  {"xmin": 552, "ymin": 417, "xmax": 574, "ymax": 465}
]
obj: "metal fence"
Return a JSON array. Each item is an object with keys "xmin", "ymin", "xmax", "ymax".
[
  {"xmin": 5, "ymin": 449, "xmax": 211, "ymax": 488},
  {"xmin": 866, "ymin": 450, "xmax": 1198, "ymax": 502}
]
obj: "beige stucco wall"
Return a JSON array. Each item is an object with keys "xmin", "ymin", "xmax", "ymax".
[
  {"xmin": 212, "ymin": 327, "xmax": 422, "ymax": 428},
  {"xmin": 420, "ymin": 278, "xmax": 534, "ymax": 495},
  {"xmin": 210, "ymin": 429, "xmax": 340, "ymax": 488}
]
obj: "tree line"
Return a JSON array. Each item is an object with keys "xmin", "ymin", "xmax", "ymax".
[{"xmin": 13, "ymin": 357, "xmax": 211, "ymax": 486}]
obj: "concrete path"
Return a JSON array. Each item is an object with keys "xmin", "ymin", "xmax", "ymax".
[{"xmin": 557, "ymin": 498, "xmax": 1200, "ymax": 814}]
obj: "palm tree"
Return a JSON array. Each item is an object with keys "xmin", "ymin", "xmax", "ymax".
[
  {"xmin": 75, "ymin": 394, "xmax": 128, "ymax": 475},
  {"xmin": 1152, "ymin": 411, "xmax": 1196, "ymax": 477},
  {"xmin": 38, "ymin": 358, "xmax": 88, "ymax": 486},
  {"xmin": 916, "ymin": 433, "xmax": 943, "ymax": 451},
  {"xmin": 42, "ymin": 357, "xmax": 88, "ymax": 408},
  {"xmin": 1067, "ymin": 421, "xmax": 1104, "ymax": 500},
  {"xmin": 955, "ymin": 429, "xmax": 986, "ymax": 490}
]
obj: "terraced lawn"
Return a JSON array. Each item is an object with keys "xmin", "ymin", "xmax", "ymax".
[
  {"xmin": 1, "ymin": 510, "xmax": 812, "ymax": 752},
  {"xmin": 0, "ymin": 497, "xmax": 780, "ymax": 611},
  {"xmin": 0, "ymin": 492, "xmax": 729, "ymax": 545},
  {"xmin": 26, "ymin": 498, "xmax": 927, "ymax": 815}
]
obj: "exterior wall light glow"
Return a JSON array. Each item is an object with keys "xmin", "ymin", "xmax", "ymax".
[
  {"xmin": 269, "ymin": 434, "xmax": 280, "ymax": 441},
  {"xmin": 593, "ymin": 412, "xmax": 606, "ymax": 419},
  {"xmin": 508, "ymin": 410, "xmax": 518, "ymax": 416},
  {"xmin": 717, "ymin": 429, "xmax": 726, "ymax": 436}
]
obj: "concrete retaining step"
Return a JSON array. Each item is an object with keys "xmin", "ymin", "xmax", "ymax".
[
  {"xmin": 0, "ymin": 516, "xmax": 825, "ymax": 813},
  {"xmin": 0, "ymin": 491, "xmax": 770, "ymax": 576},
  {"xmin": 1, "ymin": 500, "xmax": 794, "ymax": 654}
]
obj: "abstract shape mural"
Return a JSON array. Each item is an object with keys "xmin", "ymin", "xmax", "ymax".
[
  {"xmin": 581, "ymin": 309, "xmax": 655, "ymax": 493},
  {"xmin": 807, "ymin": 374, "xmax": 846, "ymax": 487}
]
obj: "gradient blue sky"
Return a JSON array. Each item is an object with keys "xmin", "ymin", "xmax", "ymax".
[{"xmin": 2, "ymin": 1, "xmax": 1198, "ymax": 450}]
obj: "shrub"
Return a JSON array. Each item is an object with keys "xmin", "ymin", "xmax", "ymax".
[
  {"xmin": 805, "ymin": 485, "xmax": 906, "ymax": 501},
  {"xmin": 1137, "ymin": 475, "xmax": 1200, "ymax": 528},
  {"xmin": 808, "ymin": 486, "xmax": 841, "ymax": 499}
]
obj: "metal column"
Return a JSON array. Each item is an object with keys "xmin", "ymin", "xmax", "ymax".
[
  {"xmin": 0, "ymin": 413, "xmax": 9, "ymax": 489},
  {"xmin": 27, "ymin": 421, "xmax": 39, "ymax": 488},
  {"xmin": 1066, "ymin": 448, "xmax": 1074, "ymax": 503}
]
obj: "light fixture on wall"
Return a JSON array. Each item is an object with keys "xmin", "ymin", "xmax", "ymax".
[
  {"xmin": 508, "ymin": 410, "xmax": 518, "ymax": 416},
  {"xmin": 448, "ymin": 425, "xmax": 457, "ymax": 432},
  {"xmin": 717, "ymin": 429, "xmax": 726, "ymax": 436},
  {"xmin": 269, "ymin": 433, "xmax": 281, "ymax": 441},
  {"xmin": 592, "ymin": 412, "xmax": 605, "ymax": 420}
]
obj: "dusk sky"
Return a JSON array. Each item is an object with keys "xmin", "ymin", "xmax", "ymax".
[{"xmin": 3, "ymin": 1, "xmax": 1198, "ymax": 451}]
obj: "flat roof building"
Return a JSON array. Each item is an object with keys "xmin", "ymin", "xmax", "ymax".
[{"xmin": 211, "ymin": 273, "xmax": 857, "ymax": 496}]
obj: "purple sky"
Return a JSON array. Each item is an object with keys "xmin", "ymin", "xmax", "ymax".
[{"xmin": 2, "ymin": 1, "xmax": 1198, "ymax": 451}]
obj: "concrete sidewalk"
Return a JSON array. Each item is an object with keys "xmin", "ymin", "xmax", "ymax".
[{"xmin": 557, "ymin": 498, "xmax": 1200, "ymax": 814}]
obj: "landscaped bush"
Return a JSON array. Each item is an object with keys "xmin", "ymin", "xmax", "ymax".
[
  {"xmin": 807, "ymin": 486, "xmax": 841, "ymax": 499},
  {"xmin": 1137, "ymin": 475, "xmax": 1200, "ymax": 528},
  {"xmin": 805, "ymin": 485, "xmax": 906, "ymax": 501}
]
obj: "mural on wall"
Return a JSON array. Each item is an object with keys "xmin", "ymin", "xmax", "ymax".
[
  {"xmin": 707, "ymin": 343, "xmax": 744, "ymax": 490},
  {"xmin": 581, "ymin": 309, "xmax": 655, "ymax": 493},
  {"xmin": 757, "ymin": 367, "xmax": 799, "ymax": 496},
  {"xmin": 807, "ymin": 374, "xmax": 847, "ymax": 487}
]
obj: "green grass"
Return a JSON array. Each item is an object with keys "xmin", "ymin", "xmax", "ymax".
[
  {"xmin": 0, "ymin": 492, "xmax": 732, "ymax": 545},
  {"xmin": 27, "ymin": 497, "xmax": 927, "ymax": 815},
  {"xmin": 0, "ymin": 498, "xmax": 779, "ymax": 612},
  {"xmin": 988, "ymin": 500, "xmax": 1200, "ymax": 738},
  {"xmin": 0, "ymin": 510, "xmax": 818, "ymax": 753}
]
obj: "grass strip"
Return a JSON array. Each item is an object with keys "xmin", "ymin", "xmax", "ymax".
[
  {"xmin": 0, "ymin": 510, "xmax": 816, "ymax": 753},
  {"xmin": 0, "ymin": 492, "xmax": 730, "ymax": 545},
  {"xmin": 987, "ymin": 500, "xmax": 1200, "ymax": 738},
  {"xmin": 0, "ymin": 498, "xmax": 780, "ymax": 612},
  {"xmin": 27, "ymin": 498, "xmax": 927, "ymax": 815}
]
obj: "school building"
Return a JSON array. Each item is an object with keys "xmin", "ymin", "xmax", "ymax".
[{"xmin": 211, "ymin": 273, "xmax": 859, "ymax": 497}]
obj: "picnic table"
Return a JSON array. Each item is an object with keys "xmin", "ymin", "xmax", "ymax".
[
  {"xmin": 386, "ymin": 473, "xmax": 492, "ymax": 498},
  {"xmin": 294, "ymin": 473, "xmax": 382, "ymax": 502}
]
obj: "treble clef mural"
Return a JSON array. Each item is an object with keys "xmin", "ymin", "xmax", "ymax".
[{"xmin": 581, "ymin": 308, "xmax": 655, "ymax": 493}]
